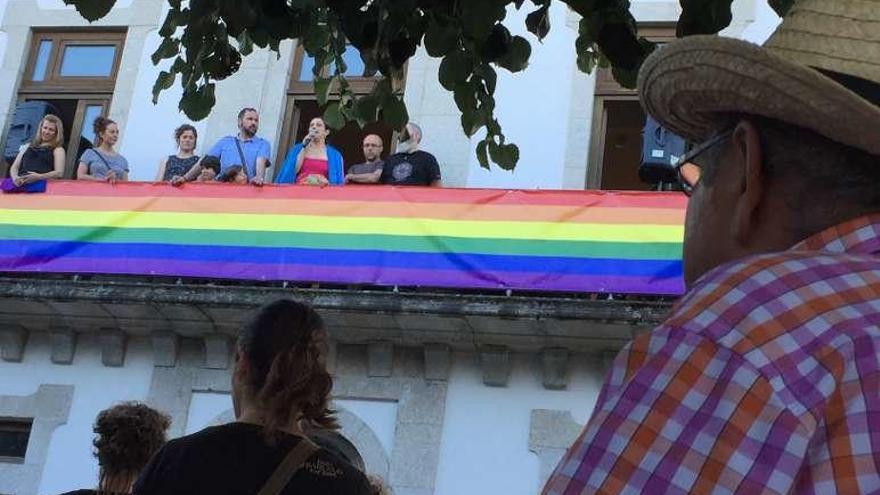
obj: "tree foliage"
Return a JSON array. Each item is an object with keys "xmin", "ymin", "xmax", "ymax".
[{"xmin": 65, "ymin": 0, "xmax": 792, "ymax": 171}]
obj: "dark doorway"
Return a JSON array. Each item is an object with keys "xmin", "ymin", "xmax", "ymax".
[{"xmin": 600, "ymin": 99, "xmax": 650, "ymax": 191}]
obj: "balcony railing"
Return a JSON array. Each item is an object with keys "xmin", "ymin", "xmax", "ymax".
[{"xmin": 0, "ymin": 181, "xmax": 686, "ymax": 295}]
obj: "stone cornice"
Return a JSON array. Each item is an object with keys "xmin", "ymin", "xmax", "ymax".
[{"xmin": 0, "ymin": 276, "xmax": 673, "ymax": 354}]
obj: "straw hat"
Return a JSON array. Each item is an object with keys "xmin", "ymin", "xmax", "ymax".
[{"xmin": 638, "ymin": 0, "xmax": 880, "ymax": 156}]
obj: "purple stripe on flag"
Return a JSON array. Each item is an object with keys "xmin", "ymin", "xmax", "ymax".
[{"xmin": 0, "ymin": 256, "xmax": 685, "ymax": 295}]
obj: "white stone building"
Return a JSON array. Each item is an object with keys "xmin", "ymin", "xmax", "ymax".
[{"xmin": 0, "ymin": 1, "xmax": 779, "ymax": 494}]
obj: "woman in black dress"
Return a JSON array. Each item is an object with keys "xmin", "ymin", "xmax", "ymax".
[
  {"xmin": 9, "ymin": 114, "xmax": 66, "ymax": 186},
  {"xmin": 155, "ymin": 124, "xmax": 200, "ymax": 182}
]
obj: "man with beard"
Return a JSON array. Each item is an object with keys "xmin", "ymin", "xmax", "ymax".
[
  {"xmin": 380, "ymin": 123, "xmax": 441, "ymax": 187},
  {"xmin": 180, "ymin": 107, "xmax": 271, "ymax": 185}
]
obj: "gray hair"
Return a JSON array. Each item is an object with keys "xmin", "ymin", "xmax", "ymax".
[{"xmin": 406, "ymin": 122, "xmax": 423, "ymax": 143}]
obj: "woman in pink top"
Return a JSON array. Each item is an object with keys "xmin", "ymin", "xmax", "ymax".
[{"xmin": 275, "ymin": 117, "xmax": 345, "ymax": 185}]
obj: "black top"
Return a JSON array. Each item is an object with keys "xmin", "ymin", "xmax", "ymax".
[
  {"xmin": 162, "ymin": 155, "xmax": 200, "ymax": 181},
  {"xmin": 380, "ymin": 150, "xmax": 441, "ymax": 186},
  {"xmin": 132, "ymin": 423, "xmax": 371, "ymax": 495},
  {"xmin": 20, "ymin": 145, "xmax": 55, "ymax": 175}
]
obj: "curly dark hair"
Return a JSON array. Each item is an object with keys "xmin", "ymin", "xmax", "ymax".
[
  {"xmin": 238, "ymin": 299, "xmax": 338, "ymax": 441},
  {"xmin": 173, "ymin": 123, "xmax": 198, "ymax": 145},
  {"xmin": 92, "ymin": 402, "xmax": 170, "ymax": 492}
]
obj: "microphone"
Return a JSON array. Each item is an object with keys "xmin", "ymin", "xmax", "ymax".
[{"xmin": 303, "ymin": 129, "xmax": 316, "ymax": 147}]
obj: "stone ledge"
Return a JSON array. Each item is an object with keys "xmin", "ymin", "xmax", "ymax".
[{"xmin": 0, "ymin": 276, "xmax": 673, "ymax": 354}]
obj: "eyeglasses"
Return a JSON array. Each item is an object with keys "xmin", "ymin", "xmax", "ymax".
[{"xmin": 675, "ymin": 129, "xmax": 733, "ymax": 196}]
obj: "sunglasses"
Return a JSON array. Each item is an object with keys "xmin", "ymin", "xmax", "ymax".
[{"xmin": 675, "ymin": 129, "xmax": 733, "ymax": 196}]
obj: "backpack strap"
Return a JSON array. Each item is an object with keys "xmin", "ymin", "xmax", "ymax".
[{"xmin": 256, "ymin": 437, "xmax": 319, "ymax": 495}]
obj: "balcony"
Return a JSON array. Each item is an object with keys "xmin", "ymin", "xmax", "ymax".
[{"xmin": 0, "ymin": 182, "xmax": 685, "ymax": 363}]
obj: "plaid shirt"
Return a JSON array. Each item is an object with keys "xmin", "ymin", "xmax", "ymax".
[{"xmin": 544, "ymin": 214, "xmax": 880, "ymax": 494}]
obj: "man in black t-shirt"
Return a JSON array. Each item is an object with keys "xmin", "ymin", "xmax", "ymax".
[{"xmin": 380, "ymin": 122, "xmax": 442, "ymax": 186}]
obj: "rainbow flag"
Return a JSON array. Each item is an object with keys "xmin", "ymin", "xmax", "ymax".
[{"xmin": 0, "ymin": 182, "xmax": 687, "ymax": 295}]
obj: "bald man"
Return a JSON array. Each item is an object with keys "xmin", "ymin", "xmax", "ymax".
[{"xmin": 345, "ymin": 134, "xmax": 384, "ymax": 184}]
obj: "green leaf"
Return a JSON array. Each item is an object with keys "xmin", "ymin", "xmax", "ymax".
[
  {"xmin": 611, "ymin": 65, "xmax": 639, "ymax": 89},
  {"xmin": 495, "ymin": 143, "xmax": 519, "ymax": 170},
  {"xmin": 323, "ymin": 102, "xmax": 346, "ymax": 130},
  {"xmin": 382, "ymin": 96, "xmax": 409, "ymax": 130},
  {"xmin": 495, "ymin": 35, "xmax": 531, "ymax": 72},
  {"xmin": 461, "ymin": 2, "xmax": 506, "ymax": 42},
  {"xmin": 768, "ymin": 0, "xmax": 795, "ymax": 17},
  {"xmin": 424, "ymin": 22, "xmax": 459, "ymax": 58},
  {"xmin": 439, "ymin": 49, "xmax": 471, "ymax": 91},
  {"xmin": 453, "ymin": 82, "xmax": 477, "ymax": 114},
  {"xmin": 480, "ymin": 64, "xmax": 497, "ymax": 95},
  {"xmin": 476, "ymin": 140, "xmax": 490, "ymax": 170},
  {"xmin": 236, "ymin": 31, "xmax": 254, "ymax": 56},
  {"xmin": 525, "ymin": 5, "xmax": 551, "ymax": 40},
  {"xmin": 151, "ymin": 70, "xmax": 176, "ymax": 104},
  {"xmin": 677, "ymin": 0, "xmax": 734, "ymax": 36},
  {"xmin": 314, "ymin": 76, "xmax": 334, "ymax": 107},
  {"xmin": 353, "ymin": 95, "xmax": 380, "ymax": 125},
  {"xmin": 63, "ymin": 0, "xmax": 115, "ymax": 22},
  {"xmin": 179, "ymin": 83, "xmax": 216, "ymax": 121},
  {"xmin": 159, "ymin": 8, "xmax": 181, "ymax": 37},
  {"xmin": 151, "ymin": 37, "xmax": 180, "ymax": 65},
  {"xmin": 460, "ymin": 110, "xmax": 486, "ymax": 137}
]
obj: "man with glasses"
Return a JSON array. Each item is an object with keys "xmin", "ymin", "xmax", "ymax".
[
  {"xmin": 345, "ymin": 134, "xmax": 385, "ymax": 184},
  {"xmin": 544, "ymin": 1, "xmax": 880, "ymax": 494}
]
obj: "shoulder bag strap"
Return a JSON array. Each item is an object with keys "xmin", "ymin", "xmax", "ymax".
[
  {"xmin": 256, "ymin": 437, "xmax": 319, "ymax": 495},
  {"xmin": 90, "ymin": 149, "xmax": 112, "ymax": 175},
  {"xmin": 233, "ymin": 137, "xmax": 252, "ymax": 180}
]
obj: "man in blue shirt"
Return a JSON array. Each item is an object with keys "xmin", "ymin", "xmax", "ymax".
[{"xmin": 180, "ymin": 107, "xmax": 271, "ymax": 185}]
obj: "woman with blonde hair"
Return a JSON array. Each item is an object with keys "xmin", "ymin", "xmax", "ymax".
[{"xmin": 9, "ymin": 114, "xmax": 65, "ymax": 186}]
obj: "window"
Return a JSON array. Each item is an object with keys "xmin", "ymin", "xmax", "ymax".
[
  {"xmin": 0, "ymin": 419, "xmax": 32, "ymax": 463},
  {"xmin": 13, "ymin": 29, "xmax": 127, "ymax": 177},
  {"xmin": 587, "ymin": 25, "xmax": 676, "ymax": 190},
  {"xmin": 277, "ymin": 44, "xmax": 405, "ymax": 173},
  {"xmin": 20, "ymin": 30, "xmax": 125, "ymax": 93}
]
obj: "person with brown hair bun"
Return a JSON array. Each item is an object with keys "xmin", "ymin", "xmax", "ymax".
[
  {"xmin": 133, "ymin": 299, "xmax": 371, "ymax": 495},
  {"xmin": 76, "ymin": 116, "xmax": 129, "ymax": 183},
  {"xmin": 59, "ymin": 402, "xmax": 170, "ymax": 495}
]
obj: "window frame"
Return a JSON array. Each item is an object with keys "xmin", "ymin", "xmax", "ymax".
[
  {"xmin": 20, "ymin": 29, "xmax": 127, "ymax": 94},
  {"xmin": 0, "ymin": 418, "xmax": 33, "ymax": 464},
  {"xmin": 587, "ymin": 24, "xmax": 676, "ymax": 189},
  {"xmin": 289, "ymin": 44, "xmax": 385, "ymax": 95}
]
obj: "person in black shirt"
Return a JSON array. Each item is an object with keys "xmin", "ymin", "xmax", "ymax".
[
  {"xmin": 380, "ymin": 122, "xmax": 442, "ymax": 186},
  {"xmin": 9, "ymin": 114, "xmax": 66, "ymax": 186},
  {"xmin": 133, "ymin": 300, "xmax": 371, "ymax": 495},
  {"xmin": 59, "ymin": 402, "xmax": 170, "ymax": 495}
]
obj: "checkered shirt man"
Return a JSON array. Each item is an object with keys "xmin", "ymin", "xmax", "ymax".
[{"xmin": 543, "ymin": 214, "xmax": 880, "ymax": 494}]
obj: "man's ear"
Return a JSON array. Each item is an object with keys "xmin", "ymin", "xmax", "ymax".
[{"xmin": 730, "ymin": 120, "xmax": 765, "ymax": 246}]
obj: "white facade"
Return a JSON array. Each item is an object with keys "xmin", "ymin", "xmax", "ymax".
[
  {"xmin": 0, "ymin": 333, "xmax": 609, "ymax": 495},
  {"xmin": 0, "ymin": 1, "xmax": 780, "ymax": 494},
  {"xmin": 0, "ymin": 0, "xmax": 779, "ymax": 187}
]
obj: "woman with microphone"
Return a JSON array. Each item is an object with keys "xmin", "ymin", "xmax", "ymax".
[{"xmin": 274, "ymin": 117, "xmax": 344, "ymax": 185}]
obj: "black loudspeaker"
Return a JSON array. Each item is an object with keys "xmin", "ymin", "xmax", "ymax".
[{"xmin": 638, "ymin": 116, "xmax": 686, "ymax": 185}]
